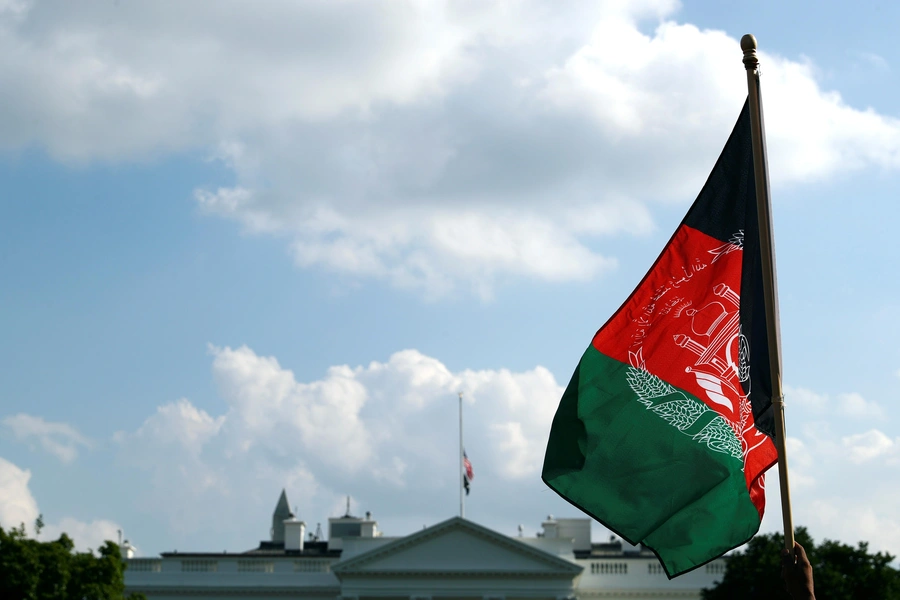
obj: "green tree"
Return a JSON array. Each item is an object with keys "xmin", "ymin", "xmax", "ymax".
[
  {"xmin": 35, "ymin": 533, "xmax": 73, "ymax": 600},
  {"xmin": 702, "ymin": 527, "xmax": 900, "ymax": 600},
  {"xmin": 0, "ymin": 525, "xmax": 41, "ymax": 600},
  {"xmin": 0, "ymin": 524, "xmax": 147, "ymax": 600}
]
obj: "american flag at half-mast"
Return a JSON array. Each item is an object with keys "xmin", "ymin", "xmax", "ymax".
[
  {"xmin": 463, "ymin": 450, "xmax": 473, "ymax": 495},
  {"xmin": 542, "ymin": 99, "xmax": 779, "ymax": 578}
]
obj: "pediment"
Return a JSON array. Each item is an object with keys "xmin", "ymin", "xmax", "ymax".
[{"xmin": 332, "ymin": 517, "xmax": 582, "ymax": 577}]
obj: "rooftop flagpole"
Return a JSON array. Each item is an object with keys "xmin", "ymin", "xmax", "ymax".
[
  {"xmin": 459, "ymin": 391, "xmax": 465, "ymax": 519},
  {"xmin": 741, "ymin": 33, "xmax": 795, "ymax": 552}
]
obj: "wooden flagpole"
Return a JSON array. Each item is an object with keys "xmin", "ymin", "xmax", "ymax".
[{"xmin": 741, "ymin": 33, "xmax": 795, "ymax": 551}]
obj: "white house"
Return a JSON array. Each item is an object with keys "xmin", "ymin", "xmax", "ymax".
[{"xmin": 125, "ymin": 490, "xmax": 725, "ymax": 600}]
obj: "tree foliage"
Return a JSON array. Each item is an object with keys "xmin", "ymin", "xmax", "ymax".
[
  {"xmin": 702, "ymin": 526, "xmax": 900, "ymax": 600},
  {"xmin": 0, "ymin": 521, "xmax": 146, "ymax": 600}
]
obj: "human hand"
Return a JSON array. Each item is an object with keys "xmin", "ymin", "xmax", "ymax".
[{"xmin": 781, "ymin": 542, "xmax": 815, "ymax": 600}]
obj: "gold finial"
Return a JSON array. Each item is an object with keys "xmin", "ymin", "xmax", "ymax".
[{"xmin": 741, "ymin": 34, "xmax": 758, "ymax": 71}]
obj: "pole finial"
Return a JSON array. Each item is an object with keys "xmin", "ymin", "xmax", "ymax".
[{"xmin": 741, "ymin": 34, "xmax": 758, "ymax": 71}]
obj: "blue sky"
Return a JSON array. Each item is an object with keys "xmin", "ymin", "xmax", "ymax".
[{"xmin": 2, "ymin": 0, "xmax": 899, "ymax": 560}]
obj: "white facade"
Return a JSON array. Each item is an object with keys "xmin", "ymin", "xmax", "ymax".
[{"xmin": 125, "ymin": 494, "xmax": 724, "ymax": 600}]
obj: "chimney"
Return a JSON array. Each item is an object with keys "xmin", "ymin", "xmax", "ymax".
[
  {"xmin": 541, "ymin": 515, "xmax": 558, "ymax": 539},
  {"xmin": 361, "ymin": 512, "xmax": 378, "ymax": 538},
  {"xmin": 120, "ymin": 540, "xmax": 135, "ymax": 560},
  {"xmin": 284, "ymin": 518, "xmax": 306, "ymax": 552}
]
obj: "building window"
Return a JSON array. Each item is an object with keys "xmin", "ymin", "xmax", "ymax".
[
  {"xmin": 127, "ymin": 559, "xmax": 161, "ymax": 572},
  {"xmin": 237, "ymin": 560, "xmax": 275, "ymax": 573},
  {"xmin": 648, "ymin": 563, "xmax": 665, "ymax": 575},
  {"xmin": 331, "ymin": 522, "xmax": 362, "ymax": 538},
  {"xmin": 294, "ymin": 560, "xmax": 330, "ymax": 572},
  {"xmin": 181, "ymin": 560, "xmax": 218, "ymax": 572},
  {"xmin": 706, "ymin": 562, "xmax": 726, "ymax": 575},
  {"xmin": 591, "ymin": 562, "xmax": 628, "ymax": 574}
]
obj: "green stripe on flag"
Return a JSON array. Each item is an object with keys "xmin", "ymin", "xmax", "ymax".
[{"xmin": 542, "ymin": 345, "xmax": 761, "ymax": 576}]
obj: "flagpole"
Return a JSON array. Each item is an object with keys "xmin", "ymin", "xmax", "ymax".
[
  {"xmin": 741, "ymin": 33, "xmax": 794, "ymax": 552},
  {"xmin": 459, "ymin": 391, "xmax": 465, "ymax": 519}
]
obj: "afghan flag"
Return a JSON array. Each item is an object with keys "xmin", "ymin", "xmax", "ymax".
[{"xmin": 542, "ymin": 99, "xmax": 779, "ymax": 578}]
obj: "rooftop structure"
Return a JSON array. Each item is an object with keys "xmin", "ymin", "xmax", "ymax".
[
  {"xmin": 270, "ymin": 488, "xmax": 294, "ymax": 544},
  {"xmin": 125, "ymin": 490, "xmax": 725, "ymax": 600}
]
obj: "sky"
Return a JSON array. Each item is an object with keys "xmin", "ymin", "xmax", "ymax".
[{"xmin": 2, "ymin": 0, "xmax": 900, "ymax": 563}]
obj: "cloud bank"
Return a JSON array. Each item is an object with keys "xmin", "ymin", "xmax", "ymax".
[
  {"xmin": 3, "ymin": 1, "xmax": 900, "ymax": 295},
  {"xmin": 109, "ymin": 346, "xmax": 900, "ymax": 557},
  {"xmin": 114, "ymin": 344, "xmax": 564, "ymax": 545}
]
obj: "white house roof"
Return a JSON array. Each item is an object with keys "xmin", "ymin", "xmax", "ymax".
[{"xmin": 332, "ymin": 516, "xmax": 583, "ymax": 577}]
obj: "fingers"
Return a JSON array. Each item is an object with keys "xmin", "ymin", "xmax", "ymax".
[
  {"xmin": 781, "ymin": 542, "xmax": 809, "ymax": 567},
  {"xmin": 793, "ymin": 542, "xmax": 810, "ymax": 566},
  {"xmin": 781, "ymin": 547, "xmax": 793, "ymax": 565}
]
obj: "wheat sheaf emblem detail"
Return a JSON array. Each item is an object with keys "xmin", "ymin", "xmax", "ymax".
[{"xmin": 626, "ymin": 349, "xmax": 743, "ymax": 462}]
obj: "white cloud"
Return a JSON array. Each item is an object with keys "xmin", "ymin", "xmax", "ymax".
[
  {"xmin": 756, "ymin": 377, "xmax": 900, "ymax": 558},
  {"xmin": 784, "ymin": 385, "xmax": 828, "ymax": 411},
  {"xmin": 0, "ymin": 456, "xmax": 125, "ymax": 553},
  {"xmin": 807, "ymin": 499, "xmax": 900, "ymax": 561},
  {"xmin": 784, "ymin": 385, "xmax": 882, "ymax": 419},
  {"xmin": 836, "ymin": 393, "xmax": 884, "ymax": 419},
  {"xmin": 3, "ymin": 2, "xmax": 900, "ymax": 295},
  {"xmin": 784, "ymin": 437, "xmax": 815, "ymax": 488},
  {"xmin": 842, "ymin": 429, "xmax": 896, "ymax": 464},
  {"xmin": 848, "ymin": 507, "xmax": 900, "ymax": 552},
  {"xmin": 116, "ymin": 345, "xmax": 565, "ymax": 545},
  {"xmin": 0, "ymin": 456, "xmax": 39, "ymax": 530},
  {"xmin": 2, "ymin": 413, "xmax": 92, "ymax": 463},
  {"xmin": 207, "ymin": 344, "xmax": 372, "ymax": 468},
  {"xmin": 490, "ymin": 422, "xmax": 537, "ymax": 479},
  {"xmin": 758, "ymin": 431, "xmax": 900, "ymax": 558},
  {"xmin": 122, "ymin": 398, "xmax": 224, "ymax": 456},
  {"xmin": 41, "ymin": 517, "xmax": 123, "ymax": 554},
  {"xmin": 113, "ymin": 399, "xmax": 229, "ymax": 526},
  {"xmin": 0, "ymin": 0, "xmax": 30, "ymax": 20},
  {"xmin": 855, "ymin": 51, "xmax": 890, "ymax": 72}
]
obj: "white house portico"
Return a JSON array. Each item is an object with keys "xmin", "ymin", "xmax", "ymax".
[
  {"xmin": 332, "ymin": 517, "xmax": 582, "ymax": 600},
  {"xmin": 124, "ymin": 490, "xmax": 724, "ymax": 600}
]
